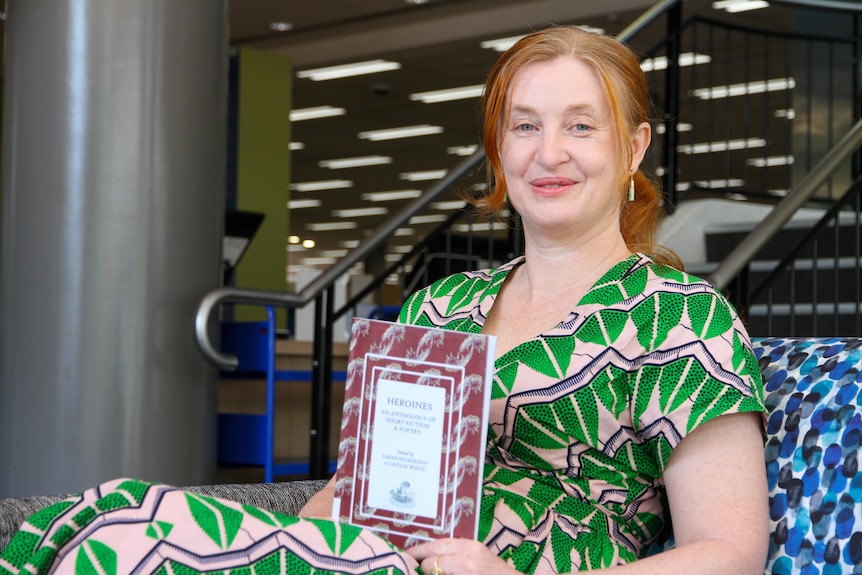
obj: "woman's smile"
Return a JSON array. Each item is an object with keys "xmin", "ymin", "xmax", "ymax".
[{"xmin": 529, "ymin": 176, "xmax": 577, "ymax": 196}]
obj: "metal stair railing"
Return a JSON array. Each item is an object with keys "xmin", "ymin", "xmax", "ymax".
[{"xmin": 708, "ymin": 117, "xmax": 862, "ymax": 290}]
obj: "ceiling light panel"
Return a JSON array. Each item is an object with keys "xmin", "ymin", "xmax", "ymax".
[
  {"xmin": 288, "ymin": 199, "xmax": 322, "ymax": 209},
  {"xmin": 409, "ymin": 214, "xmax": 448, "ymax": 224},
  {"xmin": 399, "ymin": 169, "xmax": 447, "ymax": 181},
  {"xmin": 331, "ymin": 207, "xmax": 389, "ymax": 218},
  {"xmin": 320, "ymin": 156, "xmax": 393, "ymax": 169},
  {"xmin": 306, "ymin": 222, "xmax": 359, "ymax": 231},
  {"xmin": 409, "ymin": 85, "xmax": 484, "ymax": 103},
  {"xmin": 362, "ymin": 190, "xmax": 422, "ymax": 202},
  {"xmin": 677, "ymin": 138, "xmax": 767, "ymax": 154},
  {"xmin": 290, "ymin": 106, "xmax": 346, "ymax": 121},
  {"xmin": 290, "ymin": 179, "xmax": 353, "ymax": 192},
  {"xmin": 447, "ymin": 145, "xmax": 479, "ymax": 156},
  {"xmin": 297, "ymin": 59, "xmax": 401, "ymax": 81},
  {"xmin": 748, "ymin": 155, "xmax": 795, "ymax": 167},
  {"xmin": 692, "ymin": 78, "xmax": 795, "ymax": 100},
  {"xmin": 303, "ymin": 257, "xmax": 338, "ymax": 266},
  {"xmin": 480, "ymin": 35, "xmax": 527, "ymax": 52},
  {"xmin": 641, "ymin": 52, "xmax": 711, "ymax": 72},
  {"xmin": 431, "ymin": 200, "xmax": 467, "ymax": 210},
  {"xmin": 358, "ymin": 124, "xmax": 444, "ymax": 141},
  {"xmin": 712, "ymin": 0, "xmax": 770, "ymax": 13}
]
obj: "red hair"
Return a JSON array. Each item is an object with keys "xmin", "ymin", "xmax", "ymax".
[{"xmin": 478, "ymin": 26, "xmax": 681, "ymax": 269}]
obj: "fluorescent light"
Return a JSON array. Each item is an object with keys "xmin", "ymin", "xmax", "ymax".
[
  {"xmin": 306, "ymin": 222, "xmax": 359, "ymax": 231},
  {"xmin": 358, "ymin": 124, "xmax": 443, "ymax": 141},
  {"xmin": 712, "ymin": 0, "xmax": 769, "ymax": 13},
  {"xmin": 362, "ymin": 190, "xmax": 422, "ymax": 202},
  {"xmin": 677, "ymin": 138, "xmax": 767, "ymax": 154},
  {"xmin": 480, "ymin": 26, "xmax": 603, "ymax": 53},
  {"xmin": 289, "ymin": 142, "xmax": 305, "ymax": 151},
  {"xmin": 641, "ymin": 52, "xmax": 712, "ymax": 72},
  {"xmin": 391, "ymin": 245, "xmax": 413, "ymax": 253},
  {"xmin": 447, "ymin": 145, "xmax": 479, "ymax": 156},
  {"xmin": 269, "ymin": 21, "xmax": 293, "ymax": 32},
  {"xmin": 302, "ymin": 239, "xmax": 315, "ymax": 248},
  {"xmin": 290, "ymin": 179, "xmax": 353, "ymax": 192},
  {"xmin": 395, "ymin": 228, "xmax": 415, "ymax": 236},
  {"xmin": 288, "ymin": 199, "xmax": 322, "ymax": 209},
  {"xmin": 480, "ymin": 35, "xmax": 527, "ymax": 52},
  {"xmin": 290, "ymin": 106, "xmax": 346, "ymax": 121},
  {"xmin": 409, "ymin": 214, "xmax": 448, "ymax": 224},
  {"xmin": 340, "ymin": 240, "xmax": 360, "ymax": 248},
  {"xmin": 575, "ymin": 25, "xmax": 606, "ymax": 35},
  {"xmin": 399, "ymin": 169, "xmax": 447, "ymax": 181},
  {"xmin": 453, "ymin": 222, "xmax": 509, "ymax": 232},
  {"xmin": 692, "ymin": 78, "xmax": 795, "ymax": 100},
  {"xmin": 775, "ymin": 109, "xmax": 796, "ymax": 119},
  {"xmin": 303, "ymin": 257, "xmax": 338, "ymax": 266},
  {"xmin": 288, "ymin": 244, "xmax": 307, "ymax": 252},
  {"xmin": 655, "ymin": 122, "xmax": 693, "ymax": 134},
  {"xmin": 331, "ymin": 207, "xmax": 388, "ymax": 218},
  {"xmin": 288, "ymin": 235, "xmax": 301, "ymax": 244},
  {"xmin": 431, "ymin": 200, "xmax": 467, "ymax": 210},
  {"xmin": 297, "ymin": 59, "xmax": 401, "ymax": 81},
  {"xmin": 410, "ymin": 85, "xmax": 484, "ymax": 104},
  {"xmin": 748, "ymin": 155, "xmax": 795, "ymax": 167},
  {"xmin": 320, "ymin": 155, "xmax": 392, "ymax": 169}
]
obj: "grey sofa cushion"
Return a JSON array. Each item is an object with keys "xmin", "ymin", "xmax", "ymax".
[{"xmin": 0, "ymin": 479, "xmax": 328, "ymax": 552}]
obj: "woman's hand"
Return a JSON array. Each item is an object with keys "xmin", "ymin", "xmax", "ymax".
[{"xmin": 406, "ymin": 538, "xmax": 519, "ymax": 575}]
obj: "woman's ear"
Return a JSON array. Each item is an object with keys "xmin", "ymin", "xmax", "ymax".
[{"xmin": 630, "ymin": 121, "xmax": 652, "ymax": 171}]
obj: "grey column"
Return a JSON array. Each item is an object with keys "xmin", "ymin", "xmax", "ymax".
[{"xmin": 0, "ymin": 0, "xmax": 228, "ymax": 497}]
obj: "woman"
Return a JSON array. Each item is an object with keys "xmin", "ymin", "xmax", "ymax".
[
  {"xmin": 0, "ymin": 27, "xmax": 767, "ymax": 575},
  {"xmin": 391, "ymin": 26, "xmax": 770, "ymax": 575}
]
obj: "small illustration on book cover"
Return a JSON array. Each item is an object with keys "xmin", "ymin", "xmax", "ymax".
[{"xmin": 389, "ymin": 481, "xmax": 415, "ymax": 508}]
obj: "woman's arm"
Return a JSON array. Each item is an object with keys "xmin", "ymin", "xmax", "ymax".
[
  {"xmin": 297, "ymin": 476, "xmax": 337, "ymax": 518},
  {"xmin": 601, "ymin": 411, "xmax": 769, "ymax": 574}
]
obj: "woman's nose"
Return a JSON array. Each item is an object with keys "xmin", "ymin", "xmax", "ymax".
[{"xmin": 536, "ymin": 130, "xmax": 570, "ymax": 167}]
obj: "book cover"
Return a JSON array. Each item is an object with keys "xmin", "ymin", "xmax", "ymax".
[{"xmin": 332, "ymin": 318, "xmax": 496, "ymax": 549}]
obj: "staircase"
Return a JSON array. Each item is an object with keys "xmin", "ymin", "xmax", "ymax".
[{"xmin": 704, "ymin": 210, "xmax": 862, "ymax": 336}]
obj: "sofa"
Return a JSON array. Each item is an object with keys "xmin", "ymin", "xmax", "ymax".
[{"xmin": 1, "ymin": 337, "xmax": 860, "ymax": 574}]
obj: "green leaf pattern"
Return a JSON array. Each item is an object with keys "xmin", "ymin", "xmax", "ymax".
[
  {"xmin": 400, "ymin": 254, "xmax": 766, "ymax": 572},
  {"xmin": 185, "ymin": 493, "xmax": 244, "ymax": 550}
]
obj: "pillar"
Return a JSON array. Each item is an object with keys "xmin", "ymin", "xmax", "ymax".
[{"xmin": 0, "ymin": 0, "xmax": 228, "ymax": 496}]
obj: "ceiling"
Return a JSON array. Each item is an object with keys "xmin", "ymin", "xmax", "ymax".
[{"xmin": 227, "ymin": 0, "xmax": 667, "ymax": 275}]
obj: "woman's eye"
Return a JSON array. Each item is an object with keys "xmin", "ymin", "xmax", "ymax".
[
  {"xmin": 514, "ymin": 123, "xmax": 536, "ymax": 133},
  {"xmin": 573, "ymin": 123, "xmax": 592, "ymax": 132}
]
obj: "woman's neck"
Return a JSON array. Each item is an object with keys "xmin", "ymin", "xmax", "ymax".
[{"xmin": 515, "ymin": 234, "xmax": 633, "ymax": 300}]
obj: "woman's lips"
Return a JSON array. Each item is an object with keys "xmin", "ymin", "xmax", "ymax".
[{"xmin": 529, "ymin": 177, "xmax": 577, "ymax": 193}]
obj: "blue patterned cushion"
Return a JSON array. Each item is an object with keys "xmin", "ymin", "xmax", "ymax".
[{"xmin": 753, "ymin": 337, "xmax": 862, "ymax": 575}]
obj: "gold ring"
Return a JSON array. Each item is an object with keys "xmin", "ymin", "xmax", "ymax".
[{"xmin": 429, "ymin": 556, "xmax": 445, "ymax": 575}]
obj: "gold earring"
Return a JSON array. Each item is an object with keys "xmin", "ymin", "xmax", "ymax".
[{"xmin": 628, "ymin": 170, "xmax": 635, "ymax": 202}]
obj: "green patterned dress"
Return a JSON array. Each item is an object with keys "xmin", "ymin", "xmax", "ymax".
[
  {"xmin": 398, "ymin": 253, "xmax": 766, "ymax": 573},
  {"xmin": 0, "ymin": 254, "xmax": 765, "ymax": 575}
]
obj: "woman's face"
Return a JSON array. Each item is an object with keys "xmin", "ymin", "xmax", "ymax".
[{"xmin": 499, "ymin": 56, "xmax": 648, "ymax": 244}]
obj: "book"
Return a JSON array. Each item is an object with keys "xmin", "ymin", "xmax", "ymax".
[{"xmin": 332, "ymin": 318, "xmax": 496, "ymax": 549}]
